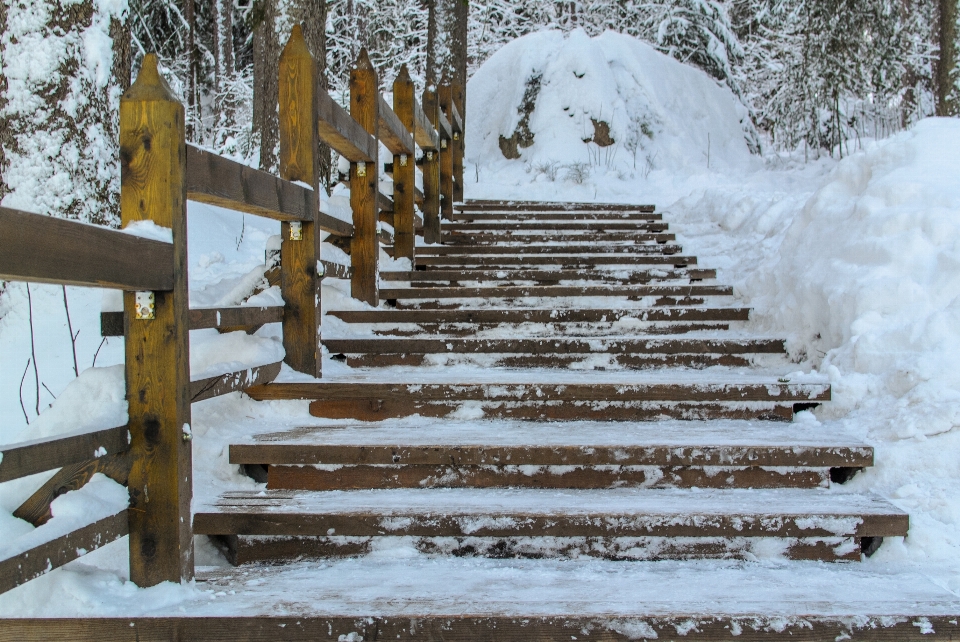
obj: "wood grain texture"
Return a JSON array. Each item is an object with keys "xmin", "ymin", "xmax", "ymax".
[
  {"xmin": 438, "ymin": 85, "xmax": 455, "ymax": 221},
  {"xmin": 0, "ymin": 425, "xmax": 129, "ymax": 483},
  {"xmin": 119, "ymin": 53, "xmax": 194, "ymax": 587},
  {"xmin": 3, "ymin": 615, "xmax": 959, "ymax": 642},
  {"xmin": 349, "ymin": 49, "xmax": 380, "ymax": 306},
  {"xmin": 190, "ymin": 361, "xmax": 282, "ymax": 403},
  {"xmin": 316, "ymin": 91, "xmax": 376, "ymax": 162},
  {"xmin": 185, "ymin": 145, "xmax": 313, "ymax": 222},
  {"xmin": 0, "ymin": 206, "xmax": 174, "ymax": 290},
  {"xmin": 391, "ymin": 65, "xmax": 416, "ymax": 262},
  {"xmin": 189, "ymin": 306, "xmax": 284, "ymax": 330},
  {"xmin": 322, "ymin": 337, "xmax": 784, "ymax": 355},
  {"xmin": 0, "ymin": 511, "xmax": 128, "ymax": 596},
  {"xmin": 377, "ymin": 94, "xmax": 414, "ymax": 155},
  {"xmin": 452, "ymin": 83, "xmax": 465, "ymax": 202},
  {"xmin": 421, "ymin": 90, "xmax": 442, "ymax": 243},
  {"xmin": 279, "ymin": 26, "xmax": 322, "ymax": 377}
]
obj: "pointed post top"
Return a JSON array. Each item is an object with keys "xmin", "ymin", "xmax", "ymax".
[
  {"xmin": 124, "ymin": 53, "xmax": 178, "ymax": 103},
  {"xmin": 355, "ymin": 48, "xmax": 375, "ymax": 71},
  {"xmin": 281, "ymin": 24, "xmax": 313, "ymax": 62},
  {"xmin": 395, "ymin": 64, "xmax": 412, "ymax": 86}
]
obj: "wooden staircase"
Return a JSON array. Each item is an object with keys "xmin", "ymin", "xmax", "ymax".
[{"xmin": 196, "ymin": 200, "xmax": 909, "ymax": 571}]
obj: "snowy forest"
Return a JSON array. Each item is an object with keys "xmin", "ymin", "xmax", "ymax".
[{"xmin": 0, "ymin": 0, "xmax": 958, "ymax": 227}]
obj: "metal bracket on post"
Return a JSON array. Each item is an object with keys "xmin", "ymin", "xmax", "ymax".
[
  {"xmin": 134, "ymin": 291, "xmax": 155, "ymax": 320},
  {"xmin": 357, "ymin": 161, "xmax": 367, "ymax": 177},
  {"xmin": 289, "ymin": 221, "xmax": 303, "ymax": 241},
  {"xmin": 400, "ymin": 154, "xmax": 408, "ymax": 166}
]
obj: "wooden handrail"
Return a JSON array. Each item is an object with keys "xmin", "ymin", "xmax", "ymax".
[
  {"xmin": 448, "ymin": 98, "xmax": 463, "ymax": 134},
  {"xmin": 0, "ymin": 425, "xmax": 129, "ymax": 483},
  {"xmin": 413, "ymin": 99, "xmax": 441, "ymax": 150},
  {"xmin": 436, "ymin": 106, "xmax": 452, "ymax": 141},
  {"xmin": 0, "ymin": 206, "xmax": 174, "ymax": 290},
  {"xmin": 317, "ymin": 90, "xmax": 377, "ymax": 162},
  {"xmin": 377, "ymin": 94, "xmax": 414, "ymax": 155}
]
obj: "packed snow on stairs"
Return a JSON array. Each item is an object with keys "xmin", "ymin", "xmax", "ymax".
[{"xmin": 2, "ymin": 28, "xmax": 960, "ymax": 638}]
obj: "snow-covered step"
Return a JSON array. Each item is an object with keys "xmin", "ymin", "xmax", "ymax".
[
  {"xmin": 412, "ymin": 244, "xmax": 683, "ymax": 255},
  {"xmin": 327, "ymin": 306, "xmax": 750, "ymax": 324},
  {"xmin": 380, "ymin": 267, "xmax": 717, "ymax": 283},
  {"xmin": 452, "ymin": 210, "xmax": 662, "ymax": 220},
  {"xmin": 378, "ymin": 284, "xmax": 731, "ymax": 300},
  {"xmin": 440, "ymin": 232, "xmax": 676, "ymax": 244},
  {"xmin": 414, "ymin": 254, "xmax": 697, "ymax": 266},
  {"xmin": 442, "ymin": 221, "xmax": 668, "ymax": 231},
  {"xmin": 322, "ymin": 336, "xmax": 784, "ymax": 369},
  {"xmin": 230, "ymin": 420, "xmax": 872, "ymax": 491},
  {"xmin": 245, "ymin": 380, "xmax": 830, "ymax": 422},
  {"xmin": 365, "ymin": 322, "xmax": 733, "ymax": 338},
  {"xmin": 193, "ymin": 487, "xmax": 906, "ymax": 563},
  {"xmin": 458, "ymin": 200, "xmax": 657, "ymax": 212}
]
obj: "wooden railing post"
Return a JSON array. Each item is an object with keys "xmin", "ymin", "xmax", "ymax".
[
  {"xmin": 350, "ymin": 49, "xmax": 380, "ymax": 305},
  {"xmin": 119, "ymin": 53, "xmax": 193, "ymax": 587},
  {"xmin": 279, "ymin": 25, "xmax": 322, "ymax": 377},
  {"xmin": 392, "ymin": 65, "xmax": 416, "ymax": 262},
  {"xmin": 421, "ymin": 89, "xmax": 442, "ymax": 244},
  {"xmin": 438, "ymin": 82, "xmax": 455, "ymax": 220},
  {"xmin": 452, "ymin": 82, "xmax": 465, "ymax": 203}
]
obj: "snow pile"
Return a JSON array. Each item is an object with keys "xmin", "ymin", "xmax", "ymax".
[{"xmin": 466, "ymin": 29, "xmax": 756, "ymax": 181}]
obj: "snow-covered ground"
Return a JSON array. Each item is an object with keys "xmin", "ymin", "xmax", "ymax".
[{"xmin": 2, "ymin": 28, "xmax": 960, "ymax": 617}]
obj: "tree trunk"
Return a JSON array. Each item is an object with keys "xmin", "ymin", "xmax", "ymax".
[
  {"xmin": 426, "ymin": 0, "xmax": 467, "ymax": 90},
  {"xmin": 253, "ymin": 0, "xmax": 281, "ymax": 171},
  {"xmin": 184, "ymin": 0, "xmax": 198, "ymax": 139},
  {"xmin": 936, "ymin": 0, "xmax": 957, "ymax": 116},
  {"xmin": 213, "ymin": 0, "xmax": 236, "ymax": 149}
]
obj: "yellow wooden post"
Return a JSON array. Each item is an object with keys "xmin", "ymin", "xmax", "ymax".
[
  {"xmin": 421, "ymin": 89, "xmax": 442, "ymax": 244},
  {"xmin": 392, "ymin": 65, "xmax": 416, "ymax": 262},
  {"xmin": 279, "ymin": 25, "xmax": 322, "ymax": 377},
  {"xmin": 350, "ymin": 49, "xmax": 380, "ymax": 306},
  {"xmin": 119, "ymin": 53, "xmax": 193, "ymax": 587}
]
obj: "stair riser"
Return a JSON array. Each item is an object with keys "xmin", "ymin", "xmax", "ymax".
[
  {"xmin": 328, "ymin": 308, "xmax": 751, "ymax": 323},
  {"xmin": 266, "ymin": 465, "xmax": 829, "ymax": 490},
  {"xmin": 218, "ymin": 535, "xmax": 861, "ymax": 564},
  {"xmin": 393, "ymin": 297, "xmax": 710, "ymax": 309},
  {"xmin": 306, "ymin": 400, "xmax": 798, "ymax": 422},
  {"xmin": 324, "ymin": 339, "xmax": 784, "ymax": 355}
]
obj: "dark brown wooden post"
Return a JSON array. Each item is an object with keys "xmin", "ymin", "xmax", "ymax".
[
  {"xmin": 421, "ymin": 89, "xmax": 442, "ymax": 244},
  {"xmin": 392, "ymin": 66, "xmax": 417, "ymax": 263},
  {"xmin": 278, "ymin": 25, "xmax": 321, "ymax": 377},
  {"xmin": 438, "ymin": 82, "xmax": 455, "ymax": 221},
  {"xmin": 350, "ymin": 49, "xmax": 379, "ymax": 305},
  {"xmin": 452, "ymin": 82, "xmax": 465, "ymax": 203},
  {"xmin": 119, "ymin": 53, "xmax": 193, "ymax": 587}
]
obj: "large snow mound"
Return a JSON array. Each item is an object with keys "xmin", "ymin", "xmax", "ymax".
[{"xmin": 466, "ymin": 29, "xmax": 754, "ymax": 175}]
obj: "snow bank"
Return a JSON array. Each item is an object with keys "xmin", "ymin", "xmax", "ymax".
[{"xmin": 466, "ymin": 29, "xmax": 755, "ymax": 179}]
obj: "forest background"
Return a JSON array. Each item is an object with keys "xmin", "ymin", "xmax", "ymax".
[{"xmin": 0, "ymin": 0, "xmax": 958, "ymax": 229}]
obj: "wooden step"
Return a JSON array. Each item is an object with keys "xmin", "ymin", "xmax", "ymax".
[
  {"xmin": 459, "ymin": 200, "xmax": 657, "ymax": 212},
  {"xmin": 414, "ymin": 255, "xmax": 697, "ymax": 266},
  {"xmin": 381, "ymin": 268, "xmax": 716, "ymax": 283},
  {"xmin": 368, "ymin": 322, "xmax": 733, "ymax": 337},
  {"xmin": 334, "ymin": 353, "xmax": 757, "ymax": 369},
  {"xmin": 232, "ymin": 421, "xmax": 872, "ymax": 492},
  {"xmin": 193, "ymin": 487, "xmax": 906, "ymax": 563},
  {"xmin": 440, "ymin": 232, "xmax": 677, "ymax": 244},
  {"xmin": 323, "ymin": 337, "xmax": 785, "ymax": 355},
  {"xmin": 411, "ymin": 244, "xmax": 683, "ymax": 256},
  {"xmin": 452, "ymin": 211, "xmax": 662, "ymax": 221},
  {"xmin": 379, "ymin": 284, "xmax": 732, "ymax": 300},
  {"xmin": 442, "ymin": 222, "xmax": 669, "ymax": 231},
  {"xmin": 244, "ymin": 380, "xmax": 830, "ymax": 422},
  {"xmin": 327, "ymin": 307, "xmax": 750, "ymax": 324}
]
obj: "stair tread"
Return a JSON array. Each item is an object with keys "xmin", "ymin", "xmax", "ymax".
[
  {"xmin": 194, "ymin": 487, "xmax": 906, "ymax": 538},
  {"xmin": 326, "ymin": 307, "xmax": 751, "ymax": 323},
  {"xmin": 231, "ymin": 420, "xmax": 872, "ymax": 467},
  {"xmin": 322, "ymin": 336, "xmax": 786, "ymax": 354}
]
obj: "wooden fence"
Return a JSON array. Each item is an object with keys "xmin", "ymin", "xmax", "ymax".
[{"xmin": 0, "ymin": 25, "xmax": 461, "ymax": 593}]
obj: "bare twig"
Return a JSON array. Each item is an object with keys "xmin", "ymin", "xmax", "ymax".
[
  {"xmin": 41, "ymin": 381, "xmax": 57, "ymax": 402},
  {"xmin": 62, "ymin": 285, "xmax": 79, "ymax": 377},
  {"xmin": 19, "ymin": 358, "xmax": 31, "ymax": 425},
  {"xmin": 26, "ymin": 284, "xmax": 40, "ymax": 415},
  {"xmin": 92, "ymin": 337, "xmax": 107, "ymax": 368}
]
